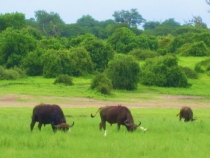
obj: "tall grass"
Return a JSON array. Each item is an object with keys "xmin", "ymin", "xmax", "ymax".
[{"xmin": 0, "ymin": 107, "xmax": 210, "ymax": 158}]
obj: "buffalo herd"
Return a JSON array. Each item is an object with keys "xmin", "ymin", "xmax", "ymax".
[{"xmin": 30, "ymin": 103, "xmax": 195, "ymax": 135}]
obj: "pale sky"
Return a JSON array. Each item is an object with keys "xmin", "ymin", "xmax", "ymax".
[{"xmin": 1, "ymin": 0, "xmax": 210, "ymax": 27}]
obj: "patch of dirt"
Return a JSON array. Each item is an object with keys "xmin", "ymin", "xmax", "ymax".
[{"xmin": 0, "ymin": 94, "xmax": 209, "ymax": 108}]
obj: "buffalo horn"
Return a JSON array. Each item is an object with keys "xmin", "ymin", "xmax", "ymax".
[
  {"xmin": 70, "ymin": 121, "xmax": 74, "ymax": 127},
  {"xmin": 137, "ymin": 121, "xmax": 141, "ymax": 127}
]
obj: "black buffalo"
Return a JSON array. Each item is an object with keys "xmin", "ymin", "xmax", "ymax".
[
  {"xmin": 30, "ymin": 103, "xmax": 74, "ymax": 132},
  {"xmin": 177, "ymin": 106, "xmax": 196, "ymax": 122},
  {"xmin": 91, "ymin": 105, "xmax": 141, "ymax": 135}
]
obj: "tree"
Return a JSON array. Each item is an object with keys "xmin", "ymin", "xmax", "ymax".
[
  {"xmin": 35, "ymin": 10, "xmax": 65, "ymax": 36},
  {"xmin": 107, "ymin": 27, "xmax": 139, "ymax": 53},
  {"xmin": 143, "ymin": 21, "xmax": 160, "ymax": 30},
  {"xmin": 70, "ymin": 34, "xmax": 115, "ymax": 72},
  {"xmin": 41, "ymin": 49, "xmax": 72, "ymax": 78},
  {"xmin": 106, "ymin": 54, "xmax": 140, "ymax": 90},
  {"xmin": 112, "ymin": 9, "xmax": 145, "ymax": 27},
  {"xmin": 69, "ymin": 47, "xmax": 94, "ymax": 76},
  {"xmin": 0, "ymin": 27, "xmax": 37, "ymax": 68},
  {"xmin": 0, "ymin": 12, "xmax": 26, "ymax": 31},
  {"xmin": 185, "ymin": 16, "xmax": 207, "ymax": 28},
  {"xmin": 21, "ymin": 50, "xmax": 43, "ymax": 76},
  {"xmin": 76, "ymin": 15, "xmax": 99, "ymax": 27}
]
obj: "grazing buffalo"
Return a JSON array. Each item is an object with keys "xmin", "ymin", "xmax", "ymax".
[
  {"xmin": 91, "ymin": 105, "xmax": 141, "ymax": 135},
  {"xmin": 177, "ymin": 106, "xmax": 196, "ymax": 122},
  {"xmin": 30, "ymin": 103, "xmax": 74, "ymax": 132}
]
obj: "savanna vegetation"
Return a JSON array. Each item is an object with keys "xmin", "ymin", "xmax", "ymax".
[{"xmin": 1, "ymin": 2, "xmax": 210, "ymax": 157}]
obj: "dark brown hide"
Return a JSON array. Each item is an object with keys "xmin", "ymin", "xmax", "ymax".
[
  {"xmin": 177, "ymin": 106, "xmax": 195, "ymax": 122},
  {"xmin": 91, "ymin": 105, "xmax": 141, "ymax": 132},
  {"xmin": 30, "ymin": 103, "xmax": 68, "ymax": 132}
]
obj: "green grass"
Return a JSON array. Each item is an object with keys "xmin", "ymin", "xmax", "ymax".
[
  {"xmin": 0, "ymin": 107, "xmax": 210, "ymax": 158},
  {"xmin": 0, "ymin": 56, "xmax": 210, "ymax": 157}
]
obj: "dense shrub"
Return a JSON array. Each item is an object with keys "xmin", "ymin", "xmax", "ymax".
[
  {"xmin": 128, "ymin": 49, "xmax": 159, "ymax": 60},
  {"xmin": 21, "ymin": 50, "xmax": 43, "ymax": 76},
  {"xmin": 54, "ymin": 74, "xmax": 73, "ymax": 86},
  {"xmin": 194, "ymin": 58, "xmax": 210, "ymax": 73},
  {"xmin": 69, "ymin": 47, "xmax": 94, "ymax": 76},
  {"xmin": 179, "ymin": 41, "xmax": 210, "ymax": 56},
  {"xmin": 141, "ymin": 55, "xmax": 189, "ymax": 87},
  {"xmin": 91, "ymin": 73, "xmax": 113, "ymax": 95},
  {"xmin": 180, "ymin": 66, "xmax": 198, "ymax": 79},
  {"xmin": 0, "ymin": 66, "xmax": 26, "ymax": 80},
  {"xmin": 106, "ymin": 54, "xmax": 140, "ymax": 90}
]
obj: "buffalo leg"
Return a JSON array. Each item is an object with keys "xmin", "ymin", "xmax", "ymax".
[
  {"xmin": 99, "ymin": 121, "xmax": 106, "ymax": 131},
  {"xmin": 30, "ymin": 120, "xmax": 36, "ymax": 131},
  {"xmin": 38, "ymin": 122, "xmax": 43, "ymax": 130},
  {"xmin": 51, "ymin": 124, "xmax": 56, "ymax": 132}
]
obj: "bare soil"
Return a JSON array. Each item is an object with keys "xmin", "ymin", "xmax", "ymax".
[{"xmin": 0, "ymin": 94, "xmax": 209, "ymax": 108}]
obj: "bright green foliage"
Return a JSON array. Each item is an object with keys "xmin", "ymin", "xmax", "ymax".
[
  {"xmin": 180, "ymin": 66, "xmax": 198, "ymax": 79},
  {"xmin": 60, "ymin": 23, "xmax": 84, "ymax": 38},
  {"xmin": 141, "ymin": 55, "xmax": 189, "ymax": 87},
  {"xmin": 54, "ymin": 74, "xmax": 73, "ymax": 86},
  {"xmin": 128, "ymin": 48, "xmax": 159, "ymax": 60},
  {"xmin": 157, "ymin": 35, "xmax": 174, "ymax": 49},
  {"xmin": 106, "ymin": 54, "xmax": 140, "ymax": 90},
  {"xmin": 179, "ymin": 41, "xmax": 210, "ymax": 56},
  {"xmin": 0, "ymin": 12, "xmax": 26, "ymax": 31},
  {"xmin": 107, "ymin": 27, "xmax": 138, "ymax": 53},
  {"xmin": 70, "ymin": 34, "xmax": 115, "ymax": 72},
  {"xmin": 21, "ymin": 50, "xmax": 43, "ymax": 76},
  {"xmin": 69, "ymin": 47, "xmax": 94, "ymax": 76},
  {"xmin": 39, "ymin": 37, "xmax": 68, "ymax": 50},
  {"xmin": 41, "ymin": 49, "xmax": 72, "ymax": 78},
  {"xmin": 83, "ymin": 39, "xmax": 115, "ymax": 72},
  {"xmin": 194, "ymin": 57, "xmax": 210, "ymax": 73},
  {"xmin": 0, "ymin": 66, "xmax": 26, "ymax": 80},
  {"xmin": 193, "ymin": 31, "xmax": 210, "ymax": 47},
  {"xmin": 91, "ymin": 73, "xmax": 113, "ymax": 94},
  {"xmin": 0, "ymin": 27, "xmax": 37, "ymax": 68},
  {"xmin": 69, "ymin": 33, "xmax": 97, "ymax": 47},
  {"xmin": 42, "ymin": 48, "xmax": 94, "ymax": 78},
  {"xmin": 137, "ymin": 34, "xmax": 158, "ymax": 50}
]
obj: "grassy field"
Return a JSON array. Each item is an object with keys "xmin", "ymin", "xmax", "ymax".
[
  {"xmin": 0, "ymin": 107, "xmax": 210, "ymax": 158},
  {"xmin": 0, "ymin": 56, "xmax": 210, "ymax": 157}
]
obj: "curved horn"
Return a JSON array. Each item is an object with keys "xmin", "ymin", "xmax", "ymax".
[
  {"xmin": 136, "ymin": 121, "xmax": 141, "ymax": 127},
  {"xmin": 124, "ymin": 120, "xmax": 132, "ymax": 127},
  {"xmin": 70, "ymin": 121, "xmax": 74, "ymax": 127}
]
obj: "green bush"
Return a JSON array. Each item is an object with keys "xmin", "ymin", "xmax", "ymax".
[
  {"xmin": 0, "ymin": 66, "xmax": 26, "ymax": 80},
  {"xmin": 180, "ymin": 66, "xmax": 198, "ymax": 79},
  {"xmin": 194, "ymin": 58, "xmax": 210, "ymax": 74},
  {"xmin": 141, "ymin": 55, "xmax": 189, "ymax": 87},
  {"xmin": 91, "ymin": 73, "xmax": 112, "ymax": 95},
  {"xmin": 179, "ymin": 42, "xmax": 210, "ymax": 56},
  {"xmin": 54, "ymin": 74, "xmax": 73, "ymax": 86},
  {"xmin": 128, "ymin": 49, "xmax": 159, "ymax": 60},
  {"xmin": 106, "ymin": 54, "xmax": 140, "ymax": 90}
]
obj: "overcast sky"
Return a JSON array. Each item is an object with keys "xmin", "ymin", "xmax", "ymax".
[{"xmin": 1, "ymin": 0, "xmax": 210, "ymax": 27}]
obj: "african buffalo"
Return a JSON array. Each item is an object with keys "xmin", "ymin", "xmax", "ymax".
[
  {"xmin": 177, "ymin": 106, "xmax": 196, "ymax": 122},
  {"xmin": 30, "ymin": 103, "xmax": 74, "ymax": 132},
  {"xmin": 91, "ymin": 105, "xmax": 141, "ymax": 135}
]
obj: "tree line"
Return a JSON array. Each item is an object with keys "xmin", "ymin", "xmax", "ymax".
[{"xmin": 0, "ymin": 9, "xmax": 209, "ymax": 94}]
